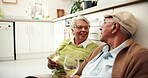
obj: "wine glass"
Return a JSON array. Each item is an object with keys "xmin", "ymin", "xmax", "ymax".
[{"xmin": 64, "ymin": 55, "xmax": 79, "ymax": 77}]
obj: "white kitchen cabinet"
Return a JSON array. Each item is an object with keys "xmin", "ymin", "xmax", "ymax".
[
  {"xmin": 15, "ymin": 22, "xmax": 54, "ymax": 54},
  {"xmin": 53, "ymin": 20, "xmax": 65, "ymax": 50},
  {"xmin": 29, "ymin": 22, "xmax": 43, "ymax": 53},
  {"xmin": 15, "ymin": 22, "xmax": 30, "ymax": 54},
  {"xmin": 42, "ymin": 22, "xmax": 54, "ymax": 52}
]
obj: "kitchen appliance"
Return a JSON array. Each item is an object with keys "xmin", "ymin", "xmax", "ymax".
[{"xmin": 0, "ymin": 22, "xmax": 16, "ymax": 60}]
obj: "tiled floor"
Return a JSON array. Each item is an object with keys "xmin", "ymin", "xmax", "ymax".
[{"xmin": 0, "ymin": 56, "xmax": 52, "ymax": 78}]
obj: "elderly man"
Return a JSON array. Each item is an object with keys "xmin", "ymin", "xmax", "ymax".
[
  {"xmin": 47, "ymin": 16, "xmax": 98, "ymax": 78},
  {"xmin": 65, "ymin": 11, "xmax": 148, "ymax": 78}
]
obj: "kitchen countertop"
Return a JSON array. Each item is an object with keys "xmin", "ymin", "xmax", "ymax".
[{"xmin": 0, "ymin": 18, "xmax": 53, "ymax": 22}]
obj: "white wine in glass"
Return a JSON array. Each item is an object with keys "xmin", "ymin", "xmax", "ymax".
[{"xmin": 64, "ymin": 55, "xmax": 79, "ymax": 77}]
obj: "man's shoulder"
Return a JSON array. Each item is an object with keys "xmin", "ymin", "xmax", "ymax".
[
  {"xmin": 90, "ymin": 44, "xmax": 106, "ymax": 54},
  {"xmin": 89, "ymin": 42, "xmax": 98, "ymax": 46},
  {"xmin": 127, "ymin": 42, "xmax": 148, "ymax": 59},
  {"xmin": 61, "ymin": 39, "xmax": 71, "ymax": 43},
  {"xmin": 130, "ymin": 42, "xmax": 148, "ymax": 52},
  {"xmin": 59, "ymin": 39, "xmax": 71, "ymax": 46},
  {"xmin": 63, "ymin": 39, "xmax": 71, "ymax": 42},
  {"xmin": 128, "ymin": 42, "xmax": 148, "ymax": 64}
]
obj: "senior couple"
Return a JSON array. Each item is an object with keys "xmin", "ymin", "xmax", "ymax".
[{"xmin": 47, "ymin": 11, "xmax": 148, "ymax": 78}]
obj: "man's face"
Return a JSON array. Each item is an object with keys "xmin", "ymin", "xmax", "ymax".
[
  {"xmin": 99, "ymin": 18, "xmax": 114, "ymax": 42},
  {"xmin": 72, "ymin": 20, "xmax": 89, "ymax": 41}
]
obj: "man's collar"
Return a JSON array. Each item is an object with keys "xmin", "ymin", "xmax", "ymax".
[
  {"xmin": 102, "ymin": 40, "xmax": 128, "ymax": 58},
  {"xmin": 68, "ymin": 37, "xmax": 93, "ymax": 48}
]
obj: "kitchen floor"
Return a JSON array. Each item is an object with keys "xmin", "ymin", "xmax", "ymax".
[{"xmin": 0, "ymin": 53, "xmax": 53, "ymax": 78}]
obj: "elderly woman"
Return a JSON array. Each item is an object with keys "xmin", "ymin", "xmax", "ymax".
[{"xmin": 47, "ymin": 16, "xmax": 98, "ymax": 78}]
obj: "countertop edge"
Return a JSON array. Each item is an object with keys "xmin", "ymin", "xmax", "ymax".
[{"xmin": 0, "ymin": 18, "xmax": 54, "ymax": 23}]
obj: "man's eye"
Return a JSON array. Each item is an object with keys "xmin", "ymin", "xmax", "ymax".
[
  {"xmin": 103, "ymin": 22, "xmax": 106, "ymax": 24},
  {"xmin": 84, "ymin": 27, "xmax": 89, "ymax": 29},
  {"xmin": 77, "ymin": 27, "xmax": 82, "ymax": 29}
]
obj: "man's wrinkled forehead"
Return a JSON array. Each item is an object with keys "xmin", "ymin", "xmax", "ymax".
[{"xmin": 104, "ymin": 17, "xmax": 114, "ymax": 21}]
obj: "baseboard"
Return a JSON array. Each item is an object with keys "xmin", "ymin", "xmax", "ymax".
[
  {"xmin": 16, "ymin": 52, "xmax": 53, "ymax": 60},
  {"xmin": 0, "ymin": 56, "xmax": 14, "ymax": 61}
]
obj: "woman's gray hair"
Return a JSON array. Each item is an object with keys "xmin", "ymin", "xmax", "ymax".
[{"xmin": 70, "ymin": 16, "xmax": 90, "ymax": 29}]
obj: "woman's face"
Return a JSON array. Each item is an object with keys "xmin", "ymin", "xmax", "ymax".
[{"xmin": 72, "ymin": 20, "xmax": 89, "ymax": 42}]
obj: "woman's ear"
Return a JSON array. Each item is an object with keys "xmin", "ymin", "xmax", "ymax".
[{"xmin": 112, "ymin": 23, "xmax": 120, "ymax": 34}]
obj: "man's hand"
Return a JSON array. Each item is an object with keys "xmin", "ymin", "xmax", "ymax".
[
  {"xmin": 47, "ymin": 54, "xmax": 59, "ymax": 68},
  {"xmin": 62, "ymin": 75, "xmax": 80, "ymax": 78}
]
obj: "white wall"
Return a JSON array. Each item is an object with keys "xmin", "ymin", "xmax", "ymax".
[
  {"xmin": 114, "ymin": 2, "xmax": 148, "ymax": 48},
  {"xmin": 0, "ymin": 0, "xmax": 71, "ymax": 19}
]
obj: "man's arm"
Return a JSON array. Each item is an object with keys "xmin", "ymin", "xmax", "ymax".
[{"xmin": 76, "ymin": 45, "xmax": 104, "ymax": 75}]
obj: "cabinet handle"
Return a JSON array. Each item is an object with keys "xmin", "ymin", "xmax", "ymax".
[
  {"xmin": 30, "ymin": 25, "xmax": 33, "ymax": 34},
  {"xmin": 26, "ymin": 25, "xmax": 29, "ymax": 34}
]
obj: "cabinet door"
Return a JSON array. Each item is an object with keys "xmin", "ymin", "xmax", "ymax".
[
  {"xmin": 29, "ymin": 22, "xmax": 43, "ymax": 53},
  {"xmin": 53, "ymin": 20, "xmax": 65, "ymax": 50},
  {"xmin": 15, "ymin": 22, "xmax": 30, "ymax": 54},
  {"xmin": 42, "ymin": 22, "xmax": 54, "ymax": 52}
]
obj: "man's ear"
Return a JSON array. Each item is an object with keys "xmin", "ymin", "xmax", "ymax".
[
  {"xmin": 112, "ymin": 23, "xmax": 120, "ymax": 34},
  {"xmin": 71, "ymin": 29, "xmax": 74, "ymax": 32},
  {"xmin": 71, "ymin": 29, "xmax": 74, "ymax": 35}
]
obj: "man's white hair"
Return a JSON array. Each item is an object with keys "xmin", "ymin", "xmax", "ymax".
[{"xmin": 70, "ymin": 16, "xmax": 90, "ymax": 29}]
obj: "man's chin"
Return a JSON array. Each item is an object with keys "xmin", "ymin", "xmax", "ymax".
[
  {"xmin": 99, "ymin": 38, "xmax": 104, "ymax": 42},
  {"xmin": 79, "ymin": 37, "xmax": 87, "ymax": 40},
  {"xmin": 100, "ymin": 38, "xmax": 106, "ymax": 43}
]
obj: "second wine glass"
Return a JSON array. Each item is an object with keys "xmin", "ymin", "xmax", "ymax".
[{"xmin": 64, "ymin": 55, "xmax": 79, "ymax": 77}]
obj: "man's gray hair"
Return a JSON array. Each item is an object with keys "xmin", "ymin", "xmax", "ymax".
[
  {"xmin": 105, "ymin": 16, "xmax": 132, "ymax": 38},
  {"xmin": 119, "ymin": 26, "xmax": 132, "ymax": 38},
  {"xmin": 112, "ymin": 17, "xmax": 132, "ymax": 38},
  {"xmin": 70, "ymin": 16, "xmax": 90, "ymax": 29},
  {"xmin": 104, "ymin": 11, "xmax": 138, "ymax": 35}
]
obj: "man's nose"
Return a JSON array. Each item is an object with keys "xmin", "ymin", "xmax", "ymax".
[
  {"xmin": 82, "ymin": 27, "xmax": 86, "ymax": 31},
  {"xmin": 82, "ymin": 27, "xmax": 89, "ymax": 31},
  {"xmin": 99, "ymin": 27, "xmax": 102, "ymax": 31}
]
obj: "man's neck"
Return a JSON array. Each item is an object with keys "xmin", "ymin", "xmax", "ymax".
[
  {"xmin": 108, "ymin": 35, "xmax": 128, "ymax": 51},
  {"xmin": 74, "ymin": 38, "xmax": 85, "ymax": 46}
]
